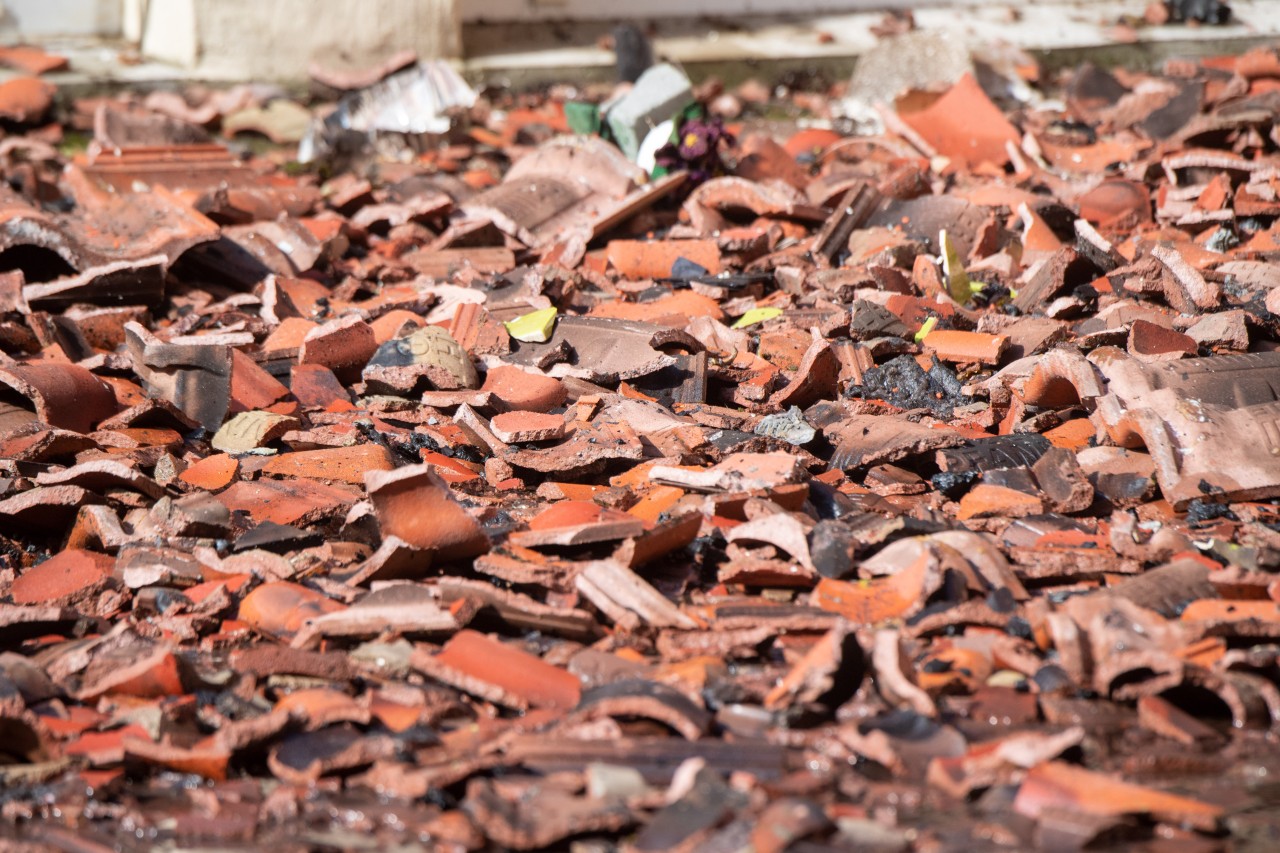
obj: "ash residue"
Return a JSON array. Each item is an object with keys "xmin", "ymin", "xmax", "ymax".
[
  {"xmin": 848, "ymin": 354, "xmax": 971, "ymax": 417},
  {"xmin": 1186, "ymin": 498, "xmax": 1238, "ymax": 525},
  {"xmin": 932, "ymin": 469, "xmax": 979, "ymax": 498}
]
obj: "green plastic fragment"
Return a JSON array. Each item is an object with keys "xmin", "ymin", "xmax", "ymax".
[
  {"xmin": 939, "ymin": 229, "xmax": 971, "ymax": 304},
  {"xmin": 564, "ymin": 101, "xmax": 602, "ymax": 136},
  {"xmin": 914, "ymin": 316, "xmax": 937, "ymax": 343},
  {"xmin": 731, "ymin": 307, "xmax": 783, "ymax": 329},
  {"xmin": 505, "ymin": 307, "xmax": 558, "ymax": 343}
]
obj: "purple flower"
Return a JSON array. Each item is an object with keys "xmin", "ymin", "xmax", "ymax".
[{"xmin": 654, "ymin": 116, "xmax": 733, "ymax": 184}]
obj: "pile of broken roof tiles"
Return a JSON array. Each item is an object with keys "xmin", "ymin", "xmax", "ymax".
[{"xmin": 1, "ymin": 40, "xmax": 1280, "ymax": 852}]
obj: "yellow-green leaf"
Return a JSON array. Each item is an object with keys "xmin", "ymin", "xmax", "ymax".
[
  {"xmin": 731, "ymin": 307, "xmax": 783, "ymax": 329},
  {"xmin": 940, "ymin": 229, "xmax": 971, "ymax": 305},
  {"xmin": 914, "ymin": 316, "xmax": 937, "ymax": 343},
  {"xmin": 504, "ymin": 307, "xmax": 558, "ymax": 343}
]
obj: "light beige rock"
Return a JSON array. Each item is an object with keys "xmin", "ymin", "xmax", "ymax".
[{"xmin": 211, "ymin": 411, "xmax": 299, "ymax": 453}]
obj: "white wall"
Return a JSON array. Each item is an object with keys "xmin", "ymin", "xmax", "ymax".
[
  {"xmin": 461, "ymin": 0, "xmax": 950, "ymax": 22},
  {"xmin": 2, "ymin": 0, "xmax": 121, "ymax": 37},
  {"xmin": 140, "ymin": 0, "xmax": 461, "ymax": 75}
]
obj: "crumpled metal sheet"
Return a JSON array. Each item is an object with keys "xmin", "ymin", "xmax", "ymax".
[{"xmin": 298, "ymin": 60, "xmax": 477, "ymax": 163}]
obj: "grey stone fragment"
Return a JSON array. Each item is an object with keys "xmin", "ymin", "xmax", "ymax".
[
  {"xmin": 605, "ymin": 63, "xmax": 693, "ymax": 161},
  {"xmin": 754, "ymin": 406, "xmax": 816, "ymax": 446}
]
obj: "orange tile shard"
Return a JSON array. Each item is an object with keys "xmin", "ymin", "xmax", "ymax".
[
  {"xmin": 365, "ymin": 464, "xmax": 490, "ymax": 561},
  {"xmin": 898, "ymin": 73, "xmax": 1020, "ymax": 168}
]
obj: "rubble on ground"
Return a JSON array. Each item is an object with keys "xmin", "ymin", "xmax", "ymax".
[{"xmin": 0, "ymin": 36, "xmax": 1279, "ymax": 852}]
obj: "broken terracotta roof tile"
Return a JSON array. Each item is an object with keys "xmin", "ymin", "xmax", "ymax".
[
  {"xmin": 898, "ymin": 73, "xmax": 1020, "ymax": 168},
  {"xmin": 228, "ymin": 348, "xmax": 291, "ymax": 414},
  {"xmin": 261, "ymin": 444, "xmax": 395, "ymax": 485},
  {"xmin": 1014, "ymin": 760, "xmax": 1224, "ymax": 831},
  {"xmin": 124, "ymin": 321, "xmax": 231, "ymax": 432},
  {"xmin": 684, "ymin": 176, "xmax": 827, "ymax": 234},
  {"xmin": 922, "ymin": 329, "xmax": 1009, "ymax": 365},
  {"xmin": 289, "ymin": 362, "xmax": 351, "ymax": 409},
  {"xmin": 410, "ymin": 629, "xmax": 581, "ymax": 711},
  {"xmin": 502, "ymin": 419, "xmax": 645, "ymax": 476},
  {"xmin": 0, "ymin": 484, "xmax": 102, "ymax": 533},
  {"xmin": 22, "ymin": 256, "xmax": 168, "ymax": 313},
  {"xmin": 506, "ymin": 315, "xmax": 678, "ymax": 383},
  {"xmin": 178, "ymin": 453, "xmax": 240, "ymax": 491},
  {"xmin": 576, "ymin": 558, "xmax": 699, "ymax": 631},
  {"xmin": 33, "ymin": 458, "xmax": 164, "ymax": 500},
  {"xmin": 365, "ymin": 464, "xmax": 489, "ymax": 561},
  {"xmin": 0, "ymin": 45, "xmax": 68, "ymax": 76},
  {"xmin": 298, "ymin": 314, "xmax": 377, "ymax": 384},
  {"xmin": 10, "ymin": 548, "xmax": 115, "ymax": 607},
  {"xmin": 488, "ymin": 410, "xmax": 566, "ymax": 444},
  {"xmin": 0, "ymin": 363, "xmax": 118, "ymax": 434},
  {"xmin": 0, "ymin": 76, "xmax": 54, "ymax": 122},
  {"xmin": 290, "ymin": 586, "xmax": 458, "ymax": 649},
  {"xmin": 216, "ymin": 477, "xmax": 357, "ymax": 527},
  {"xmin": 606, "ymin": 238, "xmax": 723, "ymax": 279},
  {"xmin": 237, "ymin": 580, "xmax": 345, "ymax": 640},
  {"xmin": 512, "ymin": 500, "xmax": 644, "ymax": 548},
  {"xmin": 0, "ymin": 45, "xmax": 1274, "ymax": 850}
]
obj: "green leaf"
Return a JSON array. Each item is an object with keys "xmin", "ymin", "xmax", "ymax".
[{"xmin": 564, "ymin": 101, "xmax": 602, "ymax": 136}]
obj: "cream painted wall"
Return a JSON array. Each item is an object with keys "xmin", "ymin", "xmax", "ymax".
[
  {"xmin": 462, "ymin": 0, "xmax": 969, "ymax": 21},
  {"xmin": 2, "ymin": 0, "xmax": 121, "ymax": 37},
  {"xmin": 138, "ymin": 0, "xmax": 461, "ymax": 76}
]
